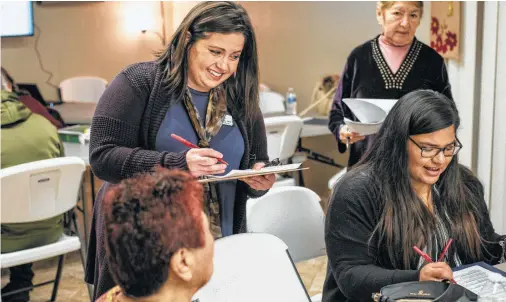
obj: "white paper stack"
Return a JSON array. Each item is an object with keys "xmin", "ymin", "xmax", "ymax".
[
  {"xmin": 453, "ymin": 263, "xmax": 506, "ymax": 300},
  {"xmin": 342, "ymin": 98, "xmax": 398, "ymax": 136}
]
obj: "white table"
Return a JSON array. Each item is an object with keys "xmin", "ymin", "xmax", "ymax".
[
  {"xmin": 496, "ymin": 262, "xmax": 506, "ymax": 272},
  {"xmin": 63, "ymin": 142, "xmax": 89, "ymax": 164},
  {"xmin": 53, "ymin": 102, "xmax": 96, "ymax": 125},
  {"xmin": 298, "ymin": 117, "xmax": 344, "ymax": 179},
  {"xmin": 301, "ymin": 116, "xmax": 332, "ymax": 138},
  {"xmin": 63, "ymin": 142, "xmax": 94, "ymax": 204}
]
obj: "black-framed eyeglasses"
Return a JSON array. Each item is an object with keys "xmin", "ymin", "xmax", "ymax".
[{"xmin": 408, "ymin": 137, "xmax": 463, "ymax": 158}]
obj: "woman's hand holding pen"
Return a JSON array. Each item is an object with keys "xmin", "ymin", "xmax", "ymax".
[
  {"xmin": 339, "ymin": 125, "xmax": 366, "ymax": 146},
  {"xmin": 186, "ymin": 148, "xmax": 227, "ymax": 177},
  {"xmin": 419, "ymin": 262, "xmax": 454, "ymax": 282},
  {"xmin": 414, "ymin": 239, "xmax": 456, "ymax": 283}
]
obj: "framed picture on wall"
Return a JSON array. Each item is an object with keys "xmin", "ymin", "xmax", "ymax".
[{"xmin": 430, "ymin": 1, "xmax": 461, "ymax": 60}]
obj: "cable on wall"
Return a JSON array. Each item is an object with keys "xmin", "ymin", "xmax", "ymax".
[
  {"xmin": 159, "ymin": 0, "xmax": 167, "ymax": 46},
  {"xmin": 33, "ymin": 23, "xmax": 58, "ymax": 89},
  {"xmin": 142, "ymin": 1, "xmax": 167, "ymax": 46}
]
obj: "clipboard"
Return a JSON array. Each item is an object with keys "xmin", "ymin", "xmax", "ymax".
[
  {"xmin": 453, "ymin": 261, "xmax": 506, "ymax": 277},
  {"xmin": 453, "ymin": 261, "xmax": 506, "ymax": 298},
  {"xmin": 198, "ymin": 163, "xmax": 309, "ymax": 183}
]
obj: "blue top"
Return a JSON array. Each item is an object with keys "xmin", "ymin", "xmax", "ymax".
[{"xmin": 155, "ymin": 88, "xmax": 245, "ymax": 236}]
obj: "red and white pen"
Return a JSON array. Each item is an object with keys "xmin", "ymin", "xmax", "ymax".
[{"xmin": 170, "ymin": 133, "xmax": 228, "ymax": 165}]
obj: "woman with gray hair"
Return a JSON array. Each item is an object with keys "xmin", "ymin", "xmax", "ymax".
[{"xmin": 329, "ymin": 1, "xmax": 453, "ymax": 168}]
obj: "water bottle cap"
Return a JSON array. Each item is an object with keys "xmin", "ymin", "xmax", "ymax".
[{"xmin": 288, "ymin": 87, "xmax": 294, "ymax": 91}]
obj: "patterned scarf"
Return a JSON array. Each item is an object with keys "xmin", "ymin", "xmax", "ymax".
[{"xmin": 182, "ymin": 86, "xmax": 228, "ymax": 238}]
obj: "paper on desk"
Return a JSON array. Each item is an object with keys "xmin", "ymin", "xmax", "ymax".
[
  {"xmin": 453, "ymin": 263, "xmax": 506, "ymax": 299},
  {"xmin": 198, "ymin": 163, "xmax": 307, "ymax": 183},
  {"xmin": 342, "ymin": 98, "xmax": 397, "ymax": 136}
]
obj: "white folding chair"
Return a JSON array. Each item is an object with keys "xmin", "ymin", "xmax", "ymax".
[
  {"xmin": 192, "ymin": 233, "xmax": 312, "ymax": 302},
  {"xmin": 0, "ymin": 157, "xmax": 88, "ymax": 301},
  {"xmin": 59, "ymin": 76, "xmax": 108, "ymax": 103},
  {"xmin": 264, "ymin": 115, "xmax": 303, "ymax": 187},
  {"xmin": 328, "ymin": 167, "xmax": 347, "ymax": 190},
  {"xmin": 259, "ymin": 83, "xmax": 271, "ymax": 92},
  {"xmin": 259, "ymin": 91, "xmax": 285, "ymax": 116},
  {"xmin": 246, "ymin": 186, "xmax": 325, "ymax": 263},
  {"xmin": 246, "ymin": 187, "xmax": 325, "ymax": 302}
]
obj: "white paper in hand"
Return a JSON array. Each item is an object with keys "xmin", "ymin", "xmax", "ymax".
[
  {"xmin": 342, "ymin": 98, "xmax": 396, "ymax": 136},
  {"xmin": 344, "ymin": 118, "xmax": 383, "ymax": 136}
]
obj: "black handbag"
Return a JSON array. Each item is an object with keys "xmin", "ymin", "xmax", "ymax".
[{"xmin": 372, "ymin": 281, "xmax": 478, "ymax": 301}]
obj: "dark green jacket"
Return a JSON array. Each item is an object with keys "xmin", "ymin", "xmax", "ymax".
[{"xmin": 1, "ymin": 90, "xmax": 65, "ymax": 253}]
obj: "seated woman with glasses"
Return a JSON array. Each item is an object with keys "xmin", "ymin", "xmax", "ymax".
[{"xmin": 323, "ymin": 90, "xmax": 506, "ymax": 302}]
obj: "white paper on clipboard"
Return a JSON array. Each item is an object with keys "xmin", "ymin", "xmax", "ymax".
[
  {"xmin": 453, "ymin": 262, "xmax": 506, "ymax": 300},
  {"xmin": 198, "ymin": 163, "xmax": 307, "ymax": 183}
]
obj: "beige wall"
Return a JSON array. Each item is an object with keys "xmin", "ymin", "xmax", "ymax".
[
  {"xmin": 1, "ymin": 1, "xmax": 431, "ymax": 105},
  {"xmin": 1, "ymin": 1, "xmax": 431, "ymax": 196},
  {"xmin": 1, "ymin": 1, "xmax": 169, "ymax": 100},
  {"xmin": 165, "ymin": 1, "xmax": 432, "ymax": 196},
  {"xmin": 240, "ymin": 1, "xmax": 431, "ymax": 196},
  {"xmin": 241, "ymin": 1, "xmax": 431, "ymax": 113}
]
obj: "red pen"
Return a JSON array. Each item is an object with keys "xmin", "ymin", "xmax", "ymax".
[
  {"xmin": 437, "ymin": 238, "xmax": 453, "ymax": 262},
  {"xmin": 170, "ymin": 133, "xmax": 228, "ymax": 165},
  {"xmin": 413, "ymin": 246, "xmax": 433, "ymax": 263},
  {"xmin": 413, "ymin": 245, "xmax": 457, "ymax": 284}
]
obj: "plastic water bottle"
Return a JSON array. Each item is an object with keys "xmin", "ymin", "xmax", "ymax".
[{"xmin": 285, "ymin": 87, "xmax": 297, "ymax": 115}]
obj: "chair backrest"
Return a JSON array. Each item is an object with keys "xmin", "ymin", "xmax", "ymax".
[
  {"xmin": 328, "ymin": 167, "xmax": 347, "ymax": 190},
  {"xmin": 192, "ymin": 233, "xmax": 311, "ymax": 302},
  {"xmin": 0, "ymin": 157, "xmax": 86, "ymax": 223},
  {"xmin": 59, "ymin": 76, "xmax": 108, "ymax": 103},
  {"xmin": 264, "ymin": 115, "xmax": 303, "ymax": 161},
  {"xmin": 259, "ymin": 91, "xmax": 285, "ymax": 115},
  {"xmin": 246, "ymin": 187, "xmax": 325, "ymax": 263}
]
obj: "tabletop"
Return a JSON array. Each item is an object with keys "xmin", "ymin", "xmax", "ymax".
[{"xmin": 53, "ymin": 102, "xmax": 96, "ymax": 125}]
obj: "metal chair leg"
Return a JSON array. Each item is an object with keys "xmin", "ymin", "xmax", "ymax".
[
  {"xmin": 72, "ymin": 211, "xmax": 93, "ymax": 301},
  {"xmin": 90, "ymin": 169, "xmax": 96, "ymax": 206},
  {"xmin": 297, "ymin": 168, "xmax": 305, "ymax": 187},
  {"xmin": 72, "ymin": 212, "xmax": 87, "ymax": 263},
  {"xmin": 80, "ymin": 181, "xmax": 89, "ymax": 251},
  {"xmin": 50, "ymin": 255, "xmax": 65, "ymax": 301}
]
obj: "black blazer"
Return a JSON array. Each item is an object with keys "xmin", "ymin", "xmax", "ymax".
[
  {"xmin": 323, "ymin": 164, "xmax": 505, "ymax": 301},
  {"xmin": 85, "ymin": 61, "xmax": 269, "ymax": 299}
]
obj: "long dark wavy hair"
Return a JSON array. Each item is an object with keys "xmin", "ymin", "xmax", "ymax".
[
  {"xmin": 354, "ymin": 90, "xmax": 485, "ymax": 269},
  {"xmin": 156, "ymin": 1, "xmax": 259, "ymax": 121}
]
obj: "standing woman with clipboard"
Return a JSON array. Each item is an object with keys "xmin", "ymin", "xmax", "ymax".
[
  {"xmin": 85, "ymin": 2, "xmax": 275, "ymax": 299},
  {"xmin": 328, "ymin": 1, "xmax": 453, "ymax": 168}
]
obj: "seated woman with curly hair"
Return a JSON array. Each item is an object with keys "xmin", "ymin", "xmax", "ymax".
[{"xmin": 96, "ymin": 167, "xmax": 215, "ymax": 302}]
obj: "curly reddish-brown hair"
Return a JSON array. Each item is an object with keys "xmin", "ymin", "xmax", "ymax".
[{"xmin": 103, "ymin": 167, "xmax": 205, "ymax": 297}]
